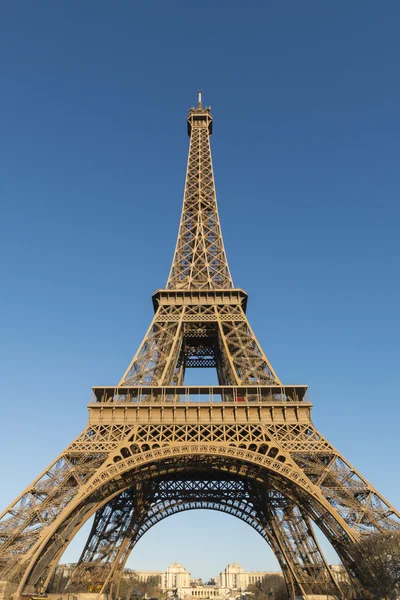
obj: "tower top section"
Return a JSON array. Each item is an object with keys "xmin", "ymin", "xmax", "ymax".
[
  {"xmin": 187, "ymin": 91, "xmax": 213, "ymax": 137},
  {"xmin": 167, "ymin": 93, "xmax": 232, "ymax": 290}
]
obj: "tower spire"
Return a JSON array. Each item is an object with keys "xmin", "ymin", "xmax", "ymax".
[{"xmin": 167, "ymin": 94, "xmax": 233, "ymax": 290}]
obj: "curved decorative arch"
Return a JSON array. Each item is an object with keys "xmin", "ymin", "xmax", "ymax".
[
  {"xmin": 96, "ymin": 489, "xmax": 340, "ymax": 599},
  {"xmin": 81, "ymin": 443, "xmax": 356, "ymax": 538},
  {"xmin": 18, "ymin": 447, "xmax": 355, "ymax": 597},
  {"xmin": 104, "ymin": 502, "xmax": 299, "ymax": 598},
  {"xmin": 65, "ymin": 483, "xmax": 299, "ymax": 598}
]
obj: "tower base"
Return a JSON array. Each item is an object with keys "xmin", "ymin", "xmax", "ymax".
[
  {"xmin": 297, "ymin": 596, "xmax": 338, "ymax": 600},
  {"xmin": 0, "ymin": 581, "xmax": 17, "ymax": 600},
  {"xmin": 46, "ymin": 594, "xmax": 108, "ymax": 600}
]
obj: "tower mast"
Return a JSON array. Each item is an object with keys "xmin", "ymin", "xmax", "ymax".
[{"xmin": 167, "ymin": 92, "xmax": 233, "ymax": 290}]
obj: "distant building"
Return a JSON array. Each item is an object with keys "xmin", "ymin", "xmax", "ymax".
[
  {"xmin": 183, "ymin": 584, "xmax": 232, "ymax": 600},
  {"xmin": 131, "ymin": 563, "xmax": 282, "ymax": 599},
  {"xmin": 131, "ymin": 563, "xmax": 190, "ymax": 592},
  {"xmin": 219, "ymin": 564, "xmax": 282, "ymax": 590},
  {"xmin": 155, "ymin": 562, "xmax": 349, "ymax": 595},
  {"xmin": 156, "ymin": 563, "xmax": 283, "ymax": 599},
  {"xmin": 329, "ymin": 564, "xmax": 350, "ymax": 584},
  {"xmin": 125, "ymin": 569, "xmax": 163, "ymax": 585},
  {"xmin": 164, "ymin": 563, "xmax": 191, "ymax": 590},
  {"xmin": 51, "ymin": 562, "xmax": 283, "ymax": 599}
]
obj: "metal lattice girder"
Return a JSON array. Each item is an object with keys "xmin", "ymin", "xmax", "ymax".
[
  {"xmin": 261, "ymin": 503, "xmax": 339, "ymax": 596},
  {"xmin": 167, "ymin": 98, "xmax": 233, "ymax": 290},
  {"xmin": 0, "ymin": 94, "xmax": 399, "ymax": 600},
  {"xmin": 266, "ymin": 422, "xmax": 400, "ymax": 533},
  {"xmin": 119, "ymin": 302, "xmax": 280, "ymax": 386},
  {"xmin": 7, "ymin": 411, "xmax": 399, "ymax": 595},
  {"xmin": 0, "ymin": 436, "xmax": 107, "ymax": 579},
  {"xmin": 58, "ymin": 475, "xmax": 341, "ymax": 599},
  {"xmin": 1, "ymin": 401, "xmax": 398, "ymax": 596}
]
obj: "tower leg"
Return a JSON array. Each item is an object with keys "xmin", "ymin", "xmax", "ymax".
[
  {"xmin": 0, "ymin": 580, "xmax": 18, "ymax": 600},
  {"xmin": 264, "ymin": 504, "xmax": 343, "ymax": 598}
]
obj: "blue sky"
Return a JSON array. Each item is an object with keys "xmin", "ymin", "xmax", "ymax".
[{"xmin": 1, "ymin": 1, "xmax": 399, "ymax": 580}]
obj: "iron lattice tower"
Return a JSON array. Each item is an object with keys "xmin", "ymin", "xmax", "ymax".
[{"xmin": 0, "ymin": 93, "xmax": 399, "ymax": 600}]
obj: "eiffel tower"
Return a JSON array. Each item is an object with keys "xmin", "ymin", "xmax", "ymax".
[{"xmin": 0, "ymin": 93, "xmax": 399, "ymax": 600}]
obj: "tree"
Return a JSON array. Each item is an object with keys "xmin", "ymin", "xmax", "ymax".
[
  {"xmin": 337, "ymin": 579, "xmax": 355, "ymax": 600},
  {"xmin": 247, "ymin": 574, "xmax": 288, "ymax": 600},
  {"xmin": 353, "ymin": 531, "xmax": 400, "ymax": 599},
  {"xmin": 119, "ymin": 572, "xmax": 163, "ymax": 600}
]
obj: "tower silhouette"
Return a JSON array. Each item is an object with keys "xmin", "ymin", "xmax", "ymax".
[{"xmin": 0, "ymin": 93, "xmax": 398, "ymax": 600}]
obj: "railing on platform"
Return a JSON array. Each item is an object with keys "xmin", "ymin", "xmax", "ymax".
[{"xmin": 91, "ymin": 385, "xmax": 309, "ymax": 404}]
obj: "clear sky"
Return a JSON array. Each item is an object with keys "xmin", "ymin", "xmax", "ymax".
[{"xmin": 0, "ymin": 0, "xmax": 399, "ymax": 581}]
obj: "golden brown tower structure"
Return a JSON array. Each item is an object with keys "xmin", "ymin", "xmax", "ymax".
[{"xmin": 0, "ymin": 93, "xmax": 399, "ymax": 600}]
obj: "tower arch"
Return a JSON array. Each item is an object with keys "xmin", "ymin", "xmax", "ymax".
[{"xmin": 17, "ymin": 449, "xmax": 354, "ymax": 598}]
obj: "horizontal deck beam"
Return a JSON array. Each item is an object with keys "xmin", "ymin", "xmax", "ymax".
[
  {"xmin": 91, "ymin": 385, "xmax": 309, "ymax": 404},
  {"xmin": 88, "ymin": 400, "xmax": 312, "ymax": 426}
]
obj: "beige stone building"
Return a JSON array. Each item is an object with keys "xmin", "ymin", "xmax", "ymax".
[
  {"xmin": 219, "ymin": 564, "xmax": 282, "ymax": 590},
  {"xmin": 183, "ymin": 584, "xmax": 231, "ymax": 600},
  {"xmin": 132, "ymin": 563, "xmax": 190, "ymax": 592},
  {"xmin": 127, "ymin": 569, "xmax": 163, "ymax": 585},
  {"xmin": 329, "ymin": 564, "xmax": 350, "ymax": 584},
  {"xmin": 163, "ymin": 563, "xmax": 191, "ymax": 590},
  {"xmin": 46, "ymin": 561, "xmax": 351, "ymax": 600},
  {"xmin": 133, "ymin": 563, "xmax": 282, "ymax": 599}
]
